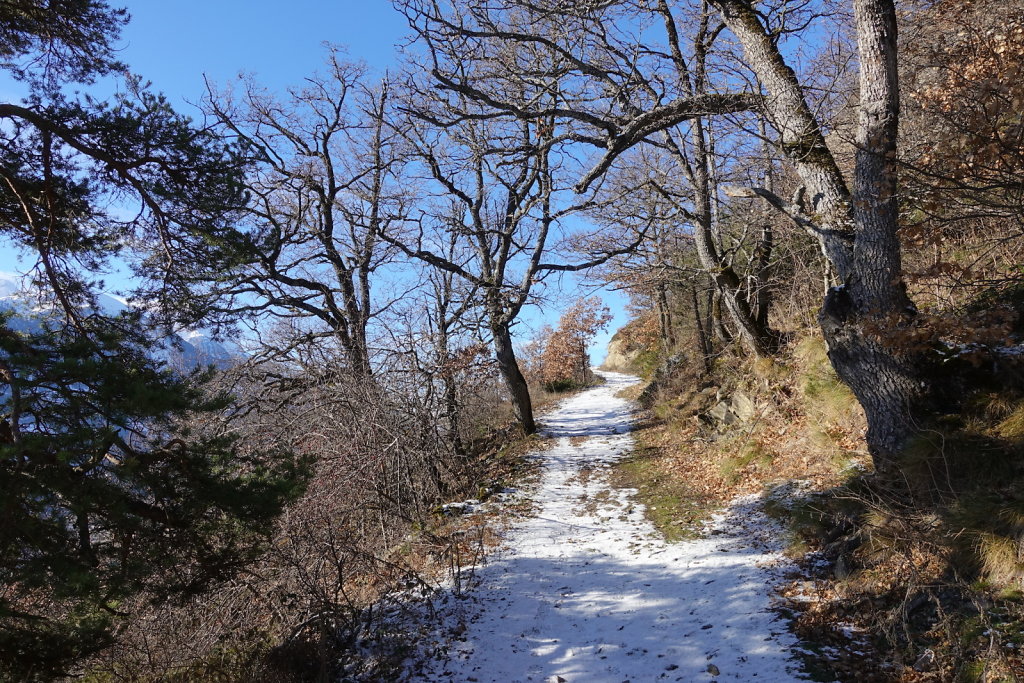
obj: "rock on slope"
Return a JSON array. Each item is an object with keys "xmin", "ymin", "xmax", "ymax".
[{"xmin": 601, "ymin": 326, "xmax": 646, "ymax": 374}]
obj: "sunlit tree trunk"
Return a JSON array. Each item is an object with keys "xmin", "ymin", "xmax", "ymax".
[
  {"xmin": 712, "ymin": 0, "xmax": 929, "ymax": 471},
  {"xmin": 491, "ymin": 320, "xmax": 536, "ymax": 434}
]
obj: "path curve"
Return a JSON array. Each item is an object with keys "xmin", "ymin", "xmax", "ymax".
[{"xmin": 415, "ymin": 371, "xmax": 803, "ymax": 682}]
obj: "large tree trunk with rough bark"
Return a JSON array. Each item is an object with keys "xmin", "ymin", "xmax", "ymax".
[
  {"xmin": 820, "ymin": 299, "xmax": 926, "ymax": 472},
  {"xmin": 711, "ymin": 0, "xmax": 930, "ymax": 473},
  {"xmin": 819, "ymin": 0, "xmax": 929, "ymax": 471},
  {"xmin": 347, "ymin": 327, "xmax": 373, "ymax": 378},
  {"xmin": 492, "ymin": 322, "xmax": 536, "ymax": 434}
]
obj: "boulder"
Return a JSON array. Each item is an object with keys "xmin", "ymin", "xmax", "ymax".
[
  {"xmin": 731, "ymin": 391, "xmax": 757, "ymax": 422},
  {"xmin": 708, "ymin": 401, "xmax": 736, "ymax": 425},
  {"xmin": 602, "ymin": 333, "xmax": 644, "ymax": 372}
]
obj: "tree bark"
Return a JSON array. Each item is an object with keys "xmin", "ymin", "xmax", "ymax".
[
  {"xmin": 711, "ymin": 289, "xmax": 733, "ymax": 344},
  {"xmin": 656, "ymin": 284, "xmax": 676, "ymax": 352},
  {"xmin": 711, "ymin": 0, "xmax": 930, "ymax": 473},
  {"xmin": 691, "ymin": 284, "xmax": 713, "ymax": 376},
  {"xmin": 492, "ymin": 322, "xmax": 536, "ymax": 434},
  {"xmin": 710, "ymin": 0, "xmax": 855, "ymax": 278},
  {"xmin": 819, "ymin": 0, "xmax": 926, "ymax": 469}
]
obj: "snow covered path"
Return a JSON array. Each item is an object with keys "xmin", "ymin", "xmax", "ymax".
[{"xmin": 415, "ymin": 371, "xmax": 804, "ymax": 682}]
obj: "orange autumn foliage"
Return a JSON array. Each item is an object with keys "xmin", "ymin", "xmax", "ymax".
[{"xmin": 534, "ymin": 297, "xmax": 612, "ymax": 390}]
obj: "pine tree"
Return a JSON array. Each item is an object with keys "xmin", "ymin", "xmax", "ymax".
[
  {"xmin": 0, "ymin": 3, "xmax": 307, "ymax": 677},
  {"xmin": 0, "ymin": 313, "xmax": 307, "ymax": 677}
]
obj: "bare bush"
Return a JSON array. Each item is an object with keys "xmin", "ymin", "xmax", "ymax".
[{"xmin": 82, "ymin": 346, "xmax": 510, "ymax": 681}]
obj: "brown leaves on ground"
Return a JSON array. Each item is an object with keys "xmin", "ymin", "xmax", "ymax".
[{"xmin": 630, "ymin": 370, "xmax": 867, "ymax": 510}]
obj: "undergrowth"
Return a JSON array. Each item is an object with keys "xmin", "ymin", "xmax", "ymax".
[
  {"xmin": 764, "ymin": 379, "xmax": 1024, "ymax": 679},
  {"xmin": 630, "ymin": 328, "xmax": 1024, "ymax": 680},
  {"xmin": 75, "ymin": 383, "xmax": 581, "ymax": 683}
]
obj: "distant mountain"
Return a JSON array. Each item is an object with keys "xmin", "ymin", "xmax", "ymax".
[
  {"xmin": 0, "ymin": 272, "xmax": 20, "ymax": 298},
  {"xmin": 0, "ymin": 272, "xmax": 237, "ymax": 370},
  {"xmin": 161, "ymin": 328, "xmax": 236, "ymax": 370}
]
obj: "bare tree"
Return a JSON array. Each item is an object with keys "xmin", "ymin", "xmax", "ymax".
[
  {"xmin": 584, "ymin": 117, "xmax": 785, "ymax": 370},
  {"xmin": 387, "ymin": 84, "xmax": 644, "ymax": 433},
  {"xmin": 384, "ymin": 239, "xmax": 486, "ymax": 455},
  {"xmin": 421, "ymin": 250, "xmax": 485, "ymax": 453},
  {"xmin": 204, "ymin": 51, "xmax": 404, "ymax": 377},
  {"xmin": 656, "ymin": 3, "xmax": 780, "ymax": 356},
  {"xmin": 398, "ymin": 0, "xmax": 780, "ymax": 357},
  {"xmin": 397, "ymin": 0, "xmax": 943, "ymax": 474}
]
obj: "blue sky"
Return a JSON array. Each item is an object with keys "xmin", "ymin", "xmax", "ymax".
[
  {"xmin": 0, "ymin": 1, "xmax": 628, "ymax": 362},
  {"xmin": 117, "ymin": 2, "xmax": 408, "ymax": 106}
]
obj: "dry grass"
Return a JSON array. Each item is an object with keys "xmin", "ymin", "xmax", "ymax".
[
  {"xmin": 794, "ymin": 336, "xmax": 862, "ymax": 432},
  {"xmin": 613, "ymin": 381, "xmax": 649, "ymax": 402},
  {"xmin": 768, "ymin": 384, "xmax": 1024, "ymax": 681},
  {"xmin": 628, "ymin": 335, "xmax": 869, "ymax": 510},
  {"xmin": 608, "ymin": 440, "xmax": 716, "ymax": 542},
  {"xmin": 997, "ymin": 404, "xmax": 1024, "ymax": 442}
]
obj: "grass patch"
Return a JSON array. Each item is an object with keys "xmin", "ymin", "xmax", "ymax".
[
  {"xmin": 947, "ymin": 490, "xmax": 1024, "ymax": 589},
  {"xmin": 609, "ymin": 444, "xmax": 716, "ymax": 542},
  {"xmin": 629, "ymin": 348, "xmax": 661, "ymax": 378},
  {"xmin": 718, "ymin": 440, "xmax": 776, "ymax": 484},
  {"xmin": 794, "ymin": 336, "xmax": 859, "ymax": 429},
  {"xmin": 613, "ymin": 381, "xmax": 648, "ymax": 401},
  {"xmin": 751, "ymin": 355, "xmax": 792, "ymax": 384},
  {"xmin": 997, "ymin": 402, "xmax": 1024, "ymax": 441}
]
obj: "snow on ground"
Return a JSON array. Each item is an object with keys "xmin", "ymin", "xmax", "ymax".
[{"xmin": 411, "ymin": 371, "xmax": 805, "ymax": 682}]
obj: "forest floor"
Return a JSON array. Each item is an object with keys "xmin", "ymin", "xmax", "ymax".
[{"xmin": 403, "ymin": 371, "xmax": 810, "ymax": 682}]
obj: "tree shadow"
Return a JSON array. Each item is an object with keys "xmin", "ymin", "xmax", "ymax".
[{"xmin": 415, "ymin": 515, "xmax": 804, "ymax": 681}]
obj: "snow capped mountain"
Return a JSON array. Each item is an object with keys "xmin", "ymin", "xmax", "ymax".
[
  {"xmin": 0, "ymin": 271, "xmax": 22, "ymax": 298},
  {"xmin": 0, "ymin": 271, "xmax": 45, "ymax": 334},
  {"xmin": 161, "ymin": 328, "xmax": 236, "ymax": 369},
  {"xmin": 0, "ymin": 272, "xmax": 237, "ymax": 370},
  {"xmin": 96, "ymin": 292, "xmax": 129, "ymax": 316}
]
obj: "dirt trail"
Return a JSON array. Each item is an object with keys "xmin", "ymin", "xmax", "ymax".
[{"xmin": 413, "ymin": 371, "xmax": 804, "ymax": 682}]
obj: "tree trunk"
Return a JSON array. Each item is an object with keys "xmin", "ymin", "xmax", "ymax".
[
  {"xmin": 687, "ymin": 116, "xmax": 777, "ymax": 357},
  {"xmin": 820, "ymin": 295, "xmax": 925, "ymax": 471},
  {"xmin": 577, "ymin": 336, "xmax": 588, "ymax": 386},
  {"xmin": 710, "ymin": 0, "xmax": 856, "ymax": 278},
  {"xmin": 348, "ymin": 328, "xmax": 373, "ymax": 378},
  {"xmin": 819, "ymin": 0, "xmax": 927, "ymax": 471},
  {"xmin": 492, "ymin": 322, "xmax": 536, "ymax": 434},
  {"xmin": 691, "ymin": 284, "xmax": 713, "ymax": 376},
  {"xmin": 751, "ymin": 221, "xmax": 773, "ymax": 332},
  {"xmin": 434, "ymin": 321, "xmax": 464, "ymax": 454},
  {"xmin": 711, "ymin": 289, "xmax": 732, "ymax": 344},
  {"xmin": 752, "ymin": 124, "xmax": 776, "ymax": 332},
  {"xmin": 656, "ymin": 284, "xmax": 676, "ymax": 351},
  {"xmin": 714, "ymin": 268, "xmax": 775, "ymax": 356},
  {"xmin": 712, "ymin": 0, "xmax": 930, "ymax": 473},
  {"xmin": 442, "ymin": 373, "xmax": 463, "ymax": 453}
]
